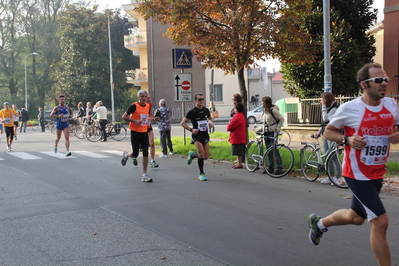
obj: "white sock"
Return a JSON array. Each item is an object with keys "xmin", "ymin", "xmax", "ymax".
[{"xmin": 317, "ymin": 219, "xmax": 326, "ymax": 230}]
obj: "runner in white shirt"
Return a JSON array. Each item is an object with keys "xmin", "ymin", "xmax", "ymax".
[{"xmin": 307, "ymin": 63, "xmax": 399, "ymax": 266}]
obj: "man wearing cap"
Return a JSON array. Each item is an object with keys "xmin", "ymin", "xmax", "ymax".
[
  {"xmin": 50, "ymin": 93, "xmax": 72, "ymax": 156},
  {"xmin": 0, "ymin": 102, "xmax": 21, "ymax": 151}
]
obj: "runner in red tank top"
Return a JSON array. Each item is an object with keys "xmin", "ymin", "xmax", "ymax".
[{"xmin": 307, "ymin": 63, "xmax": 399, "ymax": 266}]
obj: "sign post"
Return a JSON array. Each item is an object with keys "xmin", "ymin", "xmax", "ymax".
[{"xmin": 173, "ymin": 73, "xmax": 192, "ymax": 102}]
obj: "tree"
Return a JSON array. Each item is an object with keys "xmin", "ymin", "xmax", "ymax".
[
  {"xmin": 280, "ymin": 0, "xmax": 377, "ymax": 98},
  {"xmin": 136, "ymin": 0, "xmax": 313, "ymax": 105},
  {"xmin": 53, "ymin": 5, "xmax": 138, "ymax": 112}
]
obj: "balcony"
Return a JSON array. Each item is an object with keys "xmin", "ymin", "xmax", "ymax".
[
  {"xmin": 126, "ymin": 68, "xmax": 148, "ymax": 84},
  {"xmin": 124, "ymin": 31, "xmax": 147, "ymax": 49}
]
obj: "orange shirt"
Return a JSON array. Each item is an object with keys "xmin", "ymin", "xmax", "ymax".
[
  {"xmin": 0, "ymin": 109, "xmax": 19, "ymax": 127},
  {"xmin": 129, "ymin": 102, "xmax": 150, "ymax": 133}
]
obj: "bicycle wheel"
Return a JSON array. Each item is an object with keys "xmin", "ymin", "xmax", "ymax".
[
  {"xmin": 300, "ymin": 145, "xmax": 320, "ymax": 182},
  {"xmin": 31, "ymin": 123, "xmax": 40, "ymax": 132},
  {"xmin": 86, "ymin": 126, "xmax": 103, "ymax": 142},
  {"xmin": 110, "ymin": 125, "xmax": 127, "ymax": 141},
  {"xmin": 245, "ymin": 140, "xmax": 262, "ymax": 172},
  {"xmin": 278, "ymin": 130, "xmax": 291, "ymax": 147},
  {"xmin": 50, "ymin": 122, "xmax": 56, "ymax": 134},
  {"xmin": 326, "ymin": 148, "xmax": 347, "ymax": 188},
  {"xmin": 74, "ymin": 124, "xmax": 86, "ymax": 139},
  {"xmin": 263, "ymin": 144, "xmax": 294, "ymax": 178}
]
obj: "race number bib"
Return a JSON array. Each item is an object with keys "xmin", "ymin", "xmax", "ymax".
[
  {"xmin": 360, "ymin": 135, "xmax": 389, "ymax": 165},
  {"xmin": 4, "ymin": 118, "xmax": 11, "ymax": 124},
  {"xmin": 197, "ymin": 120, "xmax": 208, "ymax": 131},
  {"xmin": 13, "ymin": 114, "xmax": 19, "ymax": 121},
  {"xmin": 61, "ymin": 114, "xmax": 69, "ymax": 122},
  {"xmin": 140, "ymin": 114, "xmax": 150, "ymax": 126}
]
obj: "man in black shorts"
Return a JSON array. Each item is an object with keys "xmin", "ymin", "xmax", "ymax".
[
  {"xmin": 181, "ymin": 94, "xmax": 213, "ymax": 181},
  {"xmin": 307, "ymin": 63, "xmax": 399, "ymax": 266}
]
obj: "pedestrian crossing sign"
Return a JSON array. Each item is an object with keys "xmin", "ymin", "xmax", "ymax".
[{"xmin": 172, "ymin": 49, "xmax": 193, "ymax": 69}]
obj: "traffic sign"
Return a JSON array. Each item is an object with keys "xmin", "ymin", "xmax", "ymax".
[
  {"xmin": 173, "ymin": 73, "xmax": 192, "ymax": 102},
  {"xmin": 172, "ymin": 49, "xmax": 193, "ymax": 69}
]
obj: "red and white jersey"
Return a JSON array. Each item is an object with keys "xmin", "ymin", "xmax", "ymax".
[{"xmin": 329, "ymin": 97, "xmax": 399, "ymax": 180}]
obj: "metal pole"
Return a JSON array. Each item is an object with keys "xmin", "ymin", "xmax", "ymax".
[
  {"xmin": 105, "ymin": 9, "xmax": 115, "ymax": 122},
  {"xmin": 323, "ymin": 0, "xmax": 332, "ymax": 92},
  {"xmin": 24, "ymin": 52, "xmax": 38, "ymax": 111}
]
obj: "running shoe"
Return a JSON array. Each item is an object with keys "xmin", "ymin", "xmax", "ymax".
[
  {"xmin": 121, "ymin": 151, "xmax": 128, "ymax": 166},
  {"xmin": 198, "ymin": 173, "xmax": 207, "ymax": 181},
  {"xmin": 5, "ymin": 144, "xmax": 8, "ymax": 151},
  {"xmin": 187, "ymin": 151, "xmax": 195, "ymax": 165},
  {"xmin": 14, "ymin": 136, "xmax": 17, "ymax": 140},
  {"xmin": 54, "ymin": 146, "xmax": 57, "ymax": 153},
  {"xmin": 159, "ymin": 154, "xmax": 168, "ymax": 158},
  {"xmin": 132, "ymin": 157, "xmax": 138, "ymax": 166},
  {"xmin": 320, "ymin": 177, "xmax": 331, "ymax": 184},
  {"xmin": 141, "ymin": 174, "xmax": 153, "ymax": 183},
  {"xmin": 150, "ymin": 161, "xmax": 159, "ymax": 168},
  {"xmin": 169, "ymin": 151, "xmax": 174, "ymax": 155},
  {"xmin": 66, "ymin": 151, "xmax": 72, "ymax": 157},
  {"xmin": 7, "ymin": 145, "xmax": 11, "ymax": 152},
  {"xmin": 307, "ymin": 213, "xmax": 328, "ymax": 245}
]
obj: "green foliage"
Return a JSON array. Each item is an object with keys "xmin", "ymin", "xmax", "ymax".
[
  {"xmin": 280, "ymin": 0, "xmax": 377, "ymax": 98},
  {"xmin": 136, "ymin": 0, "xmax": 313, "ymax": 105}
]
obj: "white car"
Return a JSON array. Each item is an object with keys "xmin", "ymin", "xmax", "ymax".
[{"xmin": 247, "ymin": 106, "xmax": 263, "ymax": 124}]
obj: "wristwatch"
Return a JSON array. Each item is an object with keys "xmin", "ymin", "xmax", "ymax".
[{"xmin": 342, "ymin": 135, "xmax": 348, "ymax": 145}]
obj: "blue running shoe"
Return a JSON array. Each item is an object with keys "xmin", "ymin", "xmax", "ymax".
[
  {"xmin": 307, "ymin": 213, "xmax": 328, "ymax": 245},
  {"xmin": 54, "ymin": 146, "xmax": 57, "ymax": 153},
  {"xmin": 187, "ymin": 151, "xmax": 195, "ymax": 165},
  {"xmin": 199, "ymin": 173, "xmax": 207, "ymax": 181}
]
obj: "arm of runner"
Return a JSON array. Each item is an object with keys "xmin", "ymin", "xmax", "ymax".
[
  {"xmin": 324, "ymin": 124, "xmax": 367, "ymax": 149},
  {"xmin": 388, "ymin": 126, "xmax": 399, "ymax": 144}
]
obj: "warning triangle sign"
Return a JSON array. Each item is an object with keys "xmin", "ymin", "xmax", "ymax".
[{"xmin": 177, "ymin": 52, "xmax": 191, "ymax": 66}]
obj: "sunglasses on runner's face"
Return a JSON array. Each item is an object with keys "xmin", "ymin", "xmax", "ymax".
[
  {"xmin": 196, "ymin": 98, "xmax": 204, "ymax": 101},
  {"xmin": 363, "ymin": 77, "xmax": 389, "ymax": 84}
]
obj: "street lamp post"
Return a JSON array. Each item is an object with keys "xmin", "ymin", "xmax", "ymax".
[
  {"xmin": 105, "ymin": 9, "xmax": 115, "ymax": 123},
  {"xmin": 24, "ymin": 52, "xmax": 38, "ymax": 111}
]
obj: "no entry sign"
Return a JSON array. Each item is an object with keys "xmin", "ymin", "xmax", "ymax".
[{"xmin": 173, "ymin": 73, "xmax": 192, "ymax": 102}]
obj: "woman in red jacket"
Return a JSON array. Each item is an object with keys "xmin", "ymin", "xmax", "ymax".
[{"xmin": 227, "ymin": 102, "xmax": 247, "ymax": 169}]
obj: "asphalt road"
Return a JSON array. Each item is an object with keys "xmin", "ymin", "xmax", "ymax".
[{"xmin": 0, "ymin": 127, "xmax": 398, "ymax": 265}]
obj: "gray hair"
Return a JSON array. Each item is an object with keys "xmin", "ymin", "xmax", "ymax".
[
  {"xmin": 159, "ymin": 99, "xmax": 166, "ymax": 106},
  {"xmin": 137, "ymin": 89, "xmax": 148, "ymax": 97}
]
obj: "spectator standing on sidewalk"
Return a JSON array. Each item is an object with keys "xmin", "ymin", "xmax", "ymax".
[
  {"xmin": 314, "ymin": 92, "xmax": 339, "ymax": 184},
  {"xmin": 93, "ymin": 101, "xmax": 108, "ymax": 142},
  {"xmin": 19, "ymin": 107, "xmax": 29, "ymax": 133},
  {"xmin": 38, "ymin": 107, "xmax": 45, "ymax": 132},
  {"xmin": 120, "ymin": 89, "xmax": 152, "ymax": 182},
  {"xmin": 227, "ymin": 102, "xmax": 246, "ymax": 169},
  {"xmin": 181, "ymin": 93, "xmax": 213, "ymax": 181},
  {"xmin": 157, "ymin": 99, "xmax": 173, "ymax": 158},
  {"xmin": 307, "ymin": 63, "xmax": 399, "ymax": 266},
  {"xmin": 77, "ymin": 102, "xmax": 86, "ymax": 124}
]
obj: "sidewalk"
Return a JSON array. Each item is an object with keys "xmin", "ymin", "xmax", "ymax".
[{"xmin": 0, "ymin": 162, "xmax": 226, "ymax": 265}]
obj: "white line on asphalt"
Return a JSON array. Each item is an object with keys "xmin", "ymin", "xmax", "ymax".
[
  {"xmin": 72, "ymin": 151, "xmax": 111, "ymax": 158},
  {"xmin": 8, "ymin": 152, "xmax": 43, "ymax": 160},
  {"xmin": 40, "ymin": 151, "xmax": 78, "ymax": 159}
]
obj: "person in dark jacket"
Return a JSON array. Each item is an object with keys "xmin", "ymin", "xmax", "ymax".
[
  {"xmin": 227, "ymin": 102, "xmax": 247, "ymax": 169},
  {"xmin": 38, "ymin": 107, "xmax": 45, "ymax": 132},
  {"xmin": 19, "ymin": 107, "xmax": 29, "ymax": 133}
]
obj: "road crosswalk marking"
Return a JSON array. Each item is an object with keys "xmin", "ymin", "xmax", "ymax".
[
  {"xmin": 8, "ymin": 152, "xmax": 43, "ymax": 160},
  {"xmin": 0, "ymin": 150, "xmax": 119, "ymax": 161},
  {"xmin": 40, "ymin": 151, "xmax": 78, "ymax": 159},
  {"xmin": 71, "ymin": 151, "xmax": 111, "ymax": 158}
]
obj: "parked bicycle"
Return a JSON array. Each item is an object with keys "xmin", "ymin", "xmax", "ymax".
[
  {"xmin": 252, "ymin": 124, "xmax": 291, "ymax": 146},
  {"xmin": 104, "ymin": 122, "xmax": 127, "ymax": 141},
  {"xmin": 299, "ymin": 135, "xmax": 347, "ymax": 188},
  {"xmin": 245, "ymin": 125, "xmax": 294, "ymax": 178}
]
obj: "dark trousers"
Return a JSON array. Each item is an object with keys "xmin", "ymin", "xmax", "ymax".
[
  {"xmin": 40, "ymin": 120, "xmax": 45, "ymax": 132},
  {"xmin": 99, "ymin": 120, "xmax": 107, "ymax": 141},
  {"xmin": 160, "ymin": 130, "xmax": 173, "ymax": 155}
]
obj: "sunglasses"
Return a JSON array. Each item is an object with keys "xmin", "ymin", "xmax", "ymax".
[
  {"xmin": 196, "ymin": 98, "xmax": 205, "ymax": 101},
  {"xmin": 363, "ymin": 77, "xmax": 389, "ymax": 84}
]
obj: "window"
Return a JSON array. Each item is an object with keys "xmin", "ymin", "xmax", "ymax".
[{"xmin": 209, "ymin": 84, "xmax": 223, "ymax": 102}]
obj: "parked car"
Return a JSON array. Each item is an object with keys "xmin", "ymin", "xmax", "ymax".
[{"xmin": 247, "ymin": 106, "xmax": 263, "ymax": 124}]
